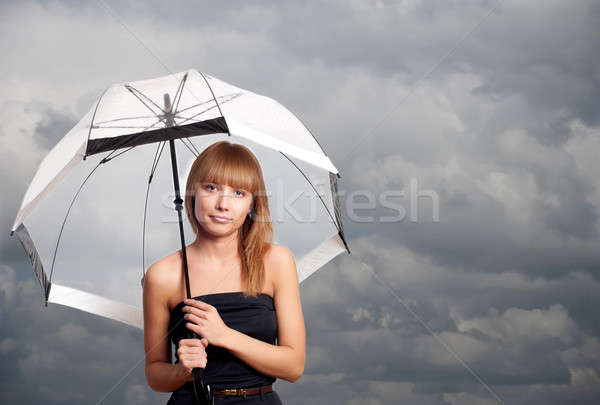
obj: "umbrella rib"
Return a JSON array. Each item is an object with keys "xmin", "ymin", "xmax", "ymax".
[
  {"xmin": 196, "ymin": 69, "xmax": 230, "ymax": 134},
  {"xmin": 174, "ymin": 93, "xmax": 243, "ymax": 126},
  {"xmin": 167, "ymin": 91, "xmax": 239, "ymax": 127},
  {"xmin": 172, "ymin": 100, "xmax": 214, "ymax": 114},
  {"xmin": 142, "ymin": 140, "xmax": 167, "ymax": 277},
  {"xmin": 177, "ymin": 137, "xmax": 199, "ymax": 157},
  {"xmin": 175, "ymin": 104, "xmax": 221, "ymax": 125},
  {"xmin": 172, "ymin": 72, "xmax": 188, "ymax": 115},
  {"xmin": 93, "ymin": 115, "xmax": 161, "ymax": 125},
  {"xmin": 141, "ymin": 137, "xmax": 199, "ymax": 282},
  {"xmin": 124, "ymin": 84, "xmax": 165, "ymax": 116},
  {"xmin": 104, "ymin": 145, "xmax": 137, "ymax": 161},
  {"xmin": 150, "ymin": 141, "xmax": 167, "ymax": 178},
  {"xmin": 50, "ymin": 131, "xmax": 154, "ymax": 281},
  {"xmin": 173, "ymin": 92, "xmax": 240, "ymax": 115},
  {"xmin": 92, "ymin": 125, "xmax": 162, "ymax": 129},
  {"xmin": 187, "ymin": 137, "xmax": 203, "ymax": 156},
  {"xmin": 52, "ymin": 127, "xmax": 167, "ymax": 285},
  {"xmin": 183, "ymin": 137, "xmax": 201, "ymax": 156},
  {"xmin": 49, "ymin": 160, "xmax": 105, "ymax": 283},
  {"xmin": 279, "ymin": 151, "xmax": 342, "ymax": 234}
]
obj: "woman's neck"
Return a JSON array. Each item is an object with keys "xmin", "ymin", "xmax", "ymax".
[{"xmin": 189, "ymin": 230, "xmax": 240, "ymax": 262}]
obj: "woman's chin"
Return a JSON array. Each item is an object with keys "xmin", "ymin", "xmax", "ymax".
[{"xmin": 198, "ymin": 221, "xmax": 241, "ymax": 237}]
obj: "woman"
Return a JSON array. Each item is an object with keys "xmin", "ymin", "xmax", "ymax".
[{"xmin": 143, "ymin": 141, "xmax": 306, "ymax": 404}]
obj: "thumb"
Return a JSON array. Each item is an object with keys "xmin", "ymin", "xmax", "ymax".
[{"xmin": 201, "ymin": 337, "xmax": 209, "ymax": 346}]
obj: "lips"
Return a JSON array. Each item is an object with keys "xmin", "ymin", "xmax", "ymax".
[{"xmin": 210, "ymin": 215, "xmax": 231, "ymax": 221}]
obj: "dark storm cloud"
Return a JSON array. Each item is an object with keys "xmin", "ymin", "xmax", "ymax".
[
  {"xmin": 267, "ymin": 0, "xmax": 600, "ymax": 150},
  {"xmin": 2, "ymin": 0, "xmax": 600, "ymax": 404},
  {"xmin": 31, "ymin": 107, "xmax": 76, "ymax": 150},
  {"xmin": 0, "ymin": 264, "xmax": 157, "ymax": 404},
  {"xmin": 340, "ymin": 155, "xmax": 600, "ymax": 281},
  {"xmin": 0, "ymin": 103, "xmax": 76, "ymax": 264},
  {"xmin": 317, "ymin": 237, "xmax": 600, "ymax": 396}
]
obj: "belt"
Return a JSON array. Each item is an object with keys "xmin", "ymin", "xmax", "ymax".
[
  {"xmin": 179, "ymin": 382, "xmax": 273, "ymax": 398},
  {"xmin": 212, "ymin": 385, "xmax": 273, "ymax": 398}
]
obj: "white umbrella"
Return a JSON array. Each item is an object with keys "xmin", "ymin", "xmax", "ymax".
[{"xmin": 9, "ymin": 68, "xmax": 351, "ymax": 330}]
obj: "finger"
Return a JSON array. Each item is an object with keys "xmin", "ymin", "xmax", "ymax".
[
  {"xmin": 179, "ymin": 346, "xmax": 205, "ymax": 356},
  {"xmin": 184, "ymin": 313, "xmax": 207, "ymax": 325},
  {"xmin": 179, "ymin": 338, "xmax": 202, "ymax": 347},
  {"xmin": 180, "ymin": 338, "xmax": 206, "ymax": 348},
  {"xmin": 182, "ymin": 338, "xmax": 203, "ymax": 346},
  {"xmin": 190, "ymin": 354, "xmax": 207, "ymax": 368},
  {"xmin": 185, "ymin": 321, "xmax": 200, "ymax": 334},
  {"xmin": 178, "ymin": 348, "xmax": 195, "ymax": 359},
  {"xmin": 179, "ymin": 338, "xmax": 192, "ymax": 346},
  {"xmin": 191, "ymin": 339, "xmax": 204, "ymax": 347},
  {"xmin": 182, "ymin": 355, "xmax": 206, "ymax": 369},
  {"xmin": 182, "ymin": 352, "xmax": 206, "ymax": 362},
  {"xmin": 183, "ymin": 305, "xmax": 212, "ymax": 318},
  {"xmin": 187, "ymin": 344, "xmax": 207, "ymax": 353},
  {"xmin": 184, "ymin": 299, "xmax": 213, "ymax": 311}
]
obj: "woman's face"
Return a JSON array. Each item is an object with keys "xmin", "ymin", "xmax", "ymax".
[{"xmin": 193, "ymin": 181, "xmax": 253, "ymax": 235}]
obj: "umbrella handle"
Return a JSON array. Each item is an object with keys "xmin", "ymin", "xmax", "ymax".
[
  {"xmin": 186, "ymin": 330, "xmax": 211, "ymax": 405},
  {"xmin": 192, "ymin": 367, "xmax": 211, "ymax": 405}
]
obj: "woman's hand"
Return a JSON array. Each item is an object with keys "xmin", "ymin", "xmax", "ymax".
[
  {"xmin": 182, "ymin": 298, "xmax": 233, "ymax": 347},
  {"xmin": 177, "ymin": 337, "xmax": 209, "ymax": 381}
]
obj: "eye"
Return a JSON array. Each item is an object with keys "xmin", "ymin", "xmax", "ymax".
[
  {"xmin": 204, "ymin": 184, "xmax": 216, "ymax": 191},
  {"xmin": 235, "ymin": 190, "xmax": 245, "ymax": 197}
]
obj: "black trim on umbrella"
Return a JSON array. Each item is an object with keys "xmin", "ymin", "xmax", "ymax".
[
  {"xmin": 329, "ymin": 171, "xmax": 351, "ymax": 254},
  {"xmin": 84, "ymin": 87, "xmax": 109, "ymax": 160},
  {"xmin": 12, "ymin": 223, "xmax": 52, "ymax": 304},
  {"xmin": 85, "ymin": 117, "xmax": 229, "ymax": 157},
  {"xmin": 280, "ymin": 151, "xmax": 340, "ymax": 230},
  {"xmin": 196, "ymin": 69, "xmax": 232, "ymax": 138},
  {"xmin": 278, "ymin": 151, "xmax": 351, "ymax": 255}
]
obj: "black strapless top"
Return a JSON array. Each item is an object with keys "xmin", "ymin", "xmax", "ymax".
[{"xmin": 169, "ymin": 292, "xmax": 278, "ymax": 391}]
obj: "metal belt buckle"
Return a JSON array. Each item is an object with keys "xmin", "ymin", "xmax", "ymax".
[{"xmin": 223, "ymin": 388, "xmax": 247, "ymax": 399}]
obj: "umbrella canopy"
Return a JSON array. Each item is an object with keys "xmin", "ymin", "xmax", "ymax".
[{"xmin": 10, "ymin": 68, "xmax": 350, "ymax": 329}]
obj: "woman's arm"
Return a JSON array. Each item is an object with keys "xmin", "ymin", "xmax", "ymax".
[
  {"xmin": 219, "ymin": 246, "xmax": 306, "ymax": 382},
  {"xmin": 143, "ymin": 262, "xmax": 193, "ymax": 392}
]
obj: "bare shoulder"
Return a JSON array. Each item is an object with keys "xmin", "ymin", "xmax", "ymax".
[
  {"xmin": 143, "ymin": 250, "xmax": 182, "ymax": 308},
  {"xmin": 264, "ymin": 243, "xmax": 298, "ymax": 292},
  {"xmin": 267, "ymin": 243, "xmax": 294, "ymax": 263},
  {"xmin": 264, "ymin": 243, "xmax": 295, "ymax": 269},
  {"xmin": 145, "ymin": 251, "xmax": 179, "ymax": 284}
]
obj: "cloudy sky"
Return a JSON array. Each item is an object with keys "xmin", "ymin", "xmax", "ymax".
[{"xmin": 2, "ymin": 0, "xmax": 600, "ymax": 404}]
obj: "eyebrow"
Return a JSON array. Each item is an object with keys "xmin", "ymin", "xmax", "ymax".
[{"xmin": 205, "ymin": 182, "xmax": 247, "ymax": 191}]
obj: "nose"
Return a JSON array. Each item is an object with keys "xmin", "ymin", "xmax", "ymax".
[{"xmin": 215, "ymin": 189, "xmax": 233, "ymax": 211}]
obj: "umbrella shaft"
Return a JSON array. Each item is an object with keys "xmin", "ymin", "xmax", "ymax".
[{"xmin": 165, "ymin": 93, "xmax": 197, "ymax": 340}]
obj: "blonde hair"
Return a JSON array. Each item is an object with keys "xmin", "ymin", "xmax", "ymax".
[{"xmin": 184, "ymin": 141, "xmax": 273, "ymax": 298}]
